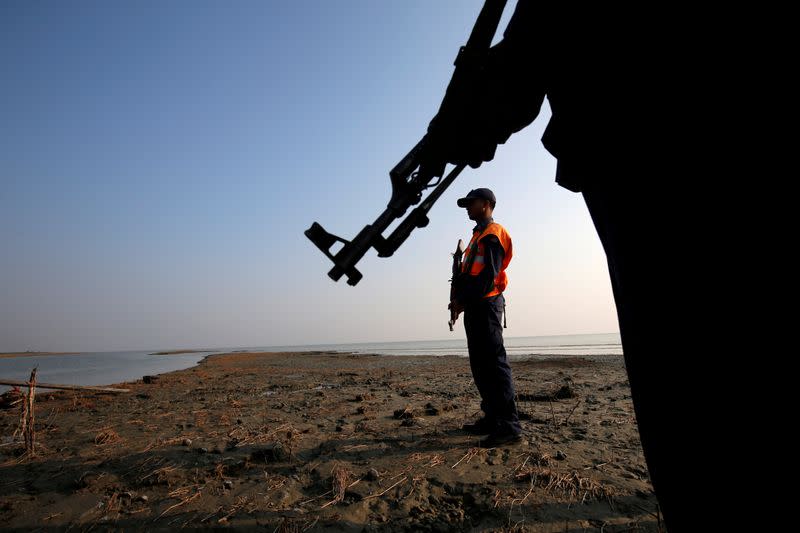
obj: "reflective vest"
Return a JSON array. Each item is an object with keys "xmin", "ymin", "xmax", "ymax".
[{"xmin": 461, "ymin": 222, "xmax": 512, "ymax": 298}]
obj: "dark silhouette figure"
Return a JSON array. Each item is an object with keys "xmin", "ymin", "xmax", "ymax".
[{"xmin": 426, "ymin": 2, "xmax": 722, "ymax": 531}]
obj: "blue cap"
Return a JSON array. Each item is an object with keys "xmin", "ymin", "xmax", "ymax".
[{"xmin": 457, "ymin": 188, "xmax": 496, "ymax": 207}]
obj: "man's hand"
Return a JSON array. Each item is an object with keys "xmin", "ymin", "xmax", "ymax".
[
  {"xmin": 425, "ymin": 40, "xmax": 545, "ymax": 172},
  {"xmin": 449, "ymin": 300, "xmax": 464, "ymax": 318}
]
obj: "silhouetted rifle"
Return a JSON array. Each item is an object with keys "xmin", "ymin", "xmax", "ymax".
[
  {"xmin": 448, "ymin": 239, "xmax": 466, "ymax": 331},
  {"xmin": 305, "ymin": 0, "xmax": 508, "ymax": 285}
]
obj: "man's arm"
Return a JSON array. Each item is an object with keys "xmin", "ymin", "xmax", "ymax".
[
  {"xmin": 426, "ymin": 1, "xmax": 546, "ymax": 170},
  {"xmin": 455, "ymin": 235, "xmax": 504, "ymax": 304}
]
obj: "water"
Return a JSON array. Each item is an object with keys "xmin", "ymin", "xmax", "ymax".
[
  {"xmin": 0, "ymin": 350, "xmax": 218, "ymax": 394},
  {"xmin": 0, "ymin": 333, "xmax": 621, "ymax": 392},
  {"xmin": 249, "ymin": 333, "xmax": 622, "ymax": 358}
]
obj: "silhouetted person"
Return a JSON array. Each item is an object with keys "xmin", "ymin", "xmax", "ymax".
[
  {"xmin": 450, "ymin": 188, "xmax": 521, "ymax": 447},
  {"xmin": 426, "ymin": 2, "xmax": 718, "ymax": 531}
]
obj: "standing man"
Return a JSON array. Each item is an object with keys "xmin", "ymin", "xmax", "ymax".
[{"xmin": 450, "ymin": 188, "xmax": 521, "ymax": 447}]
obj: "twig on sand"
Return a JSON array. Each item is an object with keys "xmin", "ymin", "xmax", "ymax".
[
  {"xmin": 387, "ymin": 466, "xmax": 412, "ymax": 481},
  {"xmin": 508, "ymin": 476, "xmax": 536, "ymax": 523},
  {"xmin": 401, "ymin": 475, "xmax": 425, "ymax": 500},
  {"xmin": 583, "ymin": 461, "xmax": 610, "ymax": 470},
  {"xmin": 169, "ymin": 485, "xmax": 200, "ymax": 498},
  {"xmin": 562, "ymin": 399, "xmax": 582, "ymax": 426},
  {"xmin": 451, "ymin": 447, "xmax": 482, "ymax": 469},
  {"xmin": 361, "ymin": 476, "xmax": 408, "ymax": 500},
  {"xmin": 298, "ymin": 490, "xmax": 332, "ymax": 506},
  {"xmin": 138, "ymin": 464, "xmax": 178, "ymax": 484},
  {"xmin": 156, "ymin": 489, "xmax": 201, "ymax": 519},
  {"xmin": 426, "ymin": 453, "xmax": 445, "ymax": 467},
  {"xmin": 302, "ymin": 517, "xmax": 320, "ymax": 531},
  {"xmin": 218, "ymin": 496, "xmax": 249, "ymax": 523},
  {"xmin": 199, "ymin": 506, "xmax": 224, "ymax": 523},
  {"xmin": 340, "ymin": 444, "xmax": 368, "ymax": 452}
]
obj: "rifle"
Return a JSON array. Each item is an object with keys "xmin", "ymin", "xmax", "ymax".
[
  {"xmin": 448, "ymin": 239, "xmax": 466, "ymax": 331},
  {"xmin": 305, "ymin": 0, "xmax": 508, "ymax": 285}
]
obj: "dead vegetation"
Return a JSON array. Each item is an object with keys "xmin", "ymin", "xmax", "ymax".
[
  {"xmin": 514, "ymin": 467, "xmax": 615, "ymax": 503},
  {"xmin": 320, "ymin": 463, "xmax": 354, "ymax": 509},
  {"xmin": 3, "ymin": 368, "xmax": 40, "ymax": 460},
  {"xmin": 393, "ymin": 406, "xmax": 414, "ymax": 419},
  {"xmin": 0, "ymin": 387, "xmax": 24, "ymax": 410},
  {"xmin": 517, "ymin": 383, "xmax": 577, "ymax": 402},
  {"xmin": 94, "ymin": 427, "xmax": 123, "ymax": 446}
]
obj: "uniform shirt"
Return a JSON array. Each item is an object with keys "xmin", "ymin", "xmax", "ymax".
[
  {"xmin": 455, "ymin": 217, "xmax": 505, "ymax": 304},
  {"xmin": 497, "ymin": 2, "xmax": 642, "ymax": 193}
]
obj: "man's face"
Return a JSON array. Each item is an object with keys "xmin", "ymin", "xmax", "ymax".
[{"xmin": 465, "ymin": 198, "xmax": 488, "ymax": 221}]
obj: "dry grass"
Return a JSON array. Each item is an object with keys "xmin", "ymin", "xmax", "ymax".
[
  {"xmin": 156, "ymin": 488, "xmax": 202, "ymax": 519},
  {"xmin": 69, "ymin": 396, "xmax": 95, "ymax": 411},
  {"xmin": 320, "ymin": 463, "xmax": 353, "ymax": 509},
  {"xmin": 515, "ymin": 451, "xmax": 551, "ymax": 471},
  {"xmin": 94, "ymin": 428, "xmax": 123, "ymax": 446},
  {"xmin": 353, "ymin": 392, "xmax": 374, "ymax": 402},
  {"xmin": 362, "ymin": 476, "xmax": 408, "ymax": 501},
  {"xmin": 137, "ymin": 464, "xmax": 178, "ymax": 485},
  {"xmin": 451, "ymin": 447, "xmax": 485, "ymax": 469},
  {"xmin": 226, "ymin": 422, "xmax": 300, "ymax": 449},
  {"xmin": 426, "ymin": 453, "xmax": 445, "ymax": 467},
  {"xmin": 273, "ymin": 517, "xmax": 314, "ymax": 532},
  {"xmin": 217, "ymin": 495, "xmax": 249, "ymax": 523},
  {"xmin": 0, "ymin": 387, "xmax": 24, "ymax": 409},
  {"xmin": 514, "ymin": 467, "xmax": 615, "ymax": 503},
  {"xmin": 264, "ymin": 474, "xmax": 287, "ymax": 492},
  {"xmin": 193, "ymin": 409, "xmax": 209, "ymax": 427},
  {"xmin": 392, "ymin": 406, "xmax": 414, "ymax": 419}
]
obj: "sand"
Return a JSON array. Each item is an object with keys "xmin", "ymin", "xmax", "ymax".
[{"xmin": 0, "ymin": 351, "xmax": 661, "ymax": 531}]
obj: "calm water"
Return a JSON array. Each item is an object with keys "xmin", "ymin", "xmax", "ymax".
[
  {"xmin": 251, "ymin": 333, "xmax": 622, "ymax": 358},
  {"xmin": 0, "ymin": 333, "xmax": 621, "ymax": 392},
  {"xmin": 0, "ymin": 351, "xmax": 218, "ymax": 393}
]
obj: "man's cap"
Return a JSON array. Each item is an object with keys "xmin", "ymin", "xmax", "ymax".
[{"xmin": 457, "ymin": 188, "xmax": 496, "ymax": 207}]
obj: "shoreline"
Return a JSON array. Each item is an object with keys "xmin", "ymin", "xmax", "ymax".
[
  {"xmin": 0, "ymin": 351, "xmax": 81, "ymax": 359},
  {"xmin": 149, "ymin": 349, "xmax": 213, "ymax": 355},
  {"xmin": 0, "ymin": 351, "xmax": 656, "ymax": 531}
]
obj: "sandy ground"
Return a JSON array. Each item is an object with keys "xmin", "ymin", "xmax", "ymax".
[{"xmin": 0, "ymin": 352, "xmax": 662, "ymax": 532}]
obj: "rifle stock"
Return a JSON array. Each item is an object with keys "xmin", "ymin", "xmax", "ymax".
[{"xmin": 305, "ymin": 0, "xmax": 508, "ymax": 285}]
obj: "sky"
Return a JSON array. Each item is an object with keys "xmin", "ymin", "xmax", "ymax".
[{"xmin": 0, "ymin": 1, "xmax": 619, "ymax": 352}]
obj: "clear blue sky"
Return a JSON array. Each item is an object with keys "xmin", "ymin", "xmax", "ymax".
[{"xmin": 0, "ymin": 1, "xmax": 618, "ymax": 352}]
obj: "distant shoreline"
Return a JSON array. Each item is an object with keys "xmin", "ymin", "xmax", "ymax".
[
  {"xmin": 0, "ymin": 352, "xmax": 80, "ymax": 359},
  {"xmin": 149, "ymin": 349, "xmax": 210, "ymax": 355}
]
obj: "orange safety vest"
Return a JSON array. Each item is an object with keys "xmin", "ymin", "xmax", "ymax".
[{"xmin": 461, "ymin": 222, "xmax": 513, "ymax": 298}]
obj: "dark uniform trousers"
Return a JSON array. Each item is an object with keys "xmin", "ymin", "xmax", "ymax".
[
  {"xmin": 463, "ymin": 293, "xmax": 521, "ymax": 435},
  {"xmin": 582, "ymin": 180, "xmax": 723, "ymax": 532}
]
